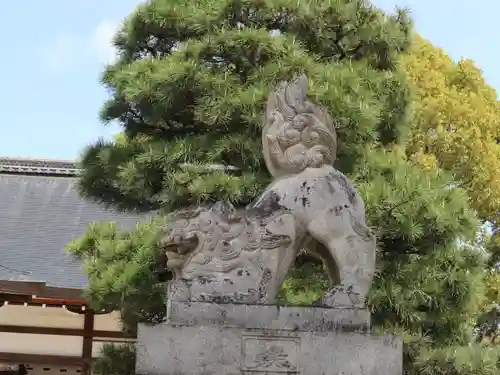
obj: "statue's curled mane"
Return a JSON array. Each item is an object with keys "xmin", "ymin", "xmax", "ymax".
[{"xmin": 262, "ymin": 74, "xmax": 337, "ymax": 179}]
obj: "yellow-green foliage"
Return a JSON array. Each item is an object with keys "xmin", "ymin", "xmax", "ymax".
[{"xmin": 401, "ymin": 36, "xmax": 500, "ymax": 224}]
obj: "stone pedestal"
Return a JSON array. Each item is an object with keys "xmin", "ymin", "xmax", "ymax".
[{"xmin": 136, "ymin": 302, "xmax": 402, "ymax": 375}]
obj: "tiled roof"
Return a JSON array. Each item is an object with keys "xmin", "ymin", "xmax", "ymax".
[
  {"xmin": 0, "ymin": 157, "xmax": 239, "ymax": 175},
  {"xmin": 0, "ymin": 157, "xmax": 80, "ymax": 176},
  {"xmin": 0, "ymin": 158, "xmax": 147, "ymax": 289}
]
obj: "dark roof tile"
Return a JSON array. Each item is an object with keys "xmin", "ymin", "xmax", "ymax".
[{"xmin": 0, "ymin": 171, "xmax": 147, "ymax": 289}]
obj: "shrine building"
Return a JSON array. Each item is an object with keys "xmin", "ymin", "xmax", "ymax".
[{"xmin": 0, "ymin": 158, "xmax": 145, "ymax": 375}]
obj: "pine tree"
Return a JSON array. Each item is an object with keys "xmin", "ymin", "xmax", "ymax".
[
  {"xmin": 77, "ymin": 0, "xmax": 413, "ymax": 213},
  {"xmin": 475, "ymin": 232, "xmax": 500, "ymax": 345},
  {"xmin": 67, "ymin": 0, "xmax": 494, "ymax": 373},
  {"xmin": 92, "ymin": 344, "xmax": 136, "ymax": 375}
]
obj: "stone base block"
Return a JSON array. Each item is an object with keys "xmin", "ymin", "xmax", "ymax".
[{"xmin": 136, "ymin": 302, "xmax": 402, "ymax": 375}]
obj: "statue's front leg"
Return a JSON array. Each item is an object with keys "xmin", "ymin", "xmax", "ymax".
[
  {"xmin": 319, "ymin": 267, "xmax": 365, "ymax": 308},
  {"xmin": 308, "ymin": 208, "xmax": 376, "ymax": 309}
]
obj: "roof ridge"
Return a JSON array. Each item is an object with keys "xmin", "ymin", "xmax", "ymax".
[
  {"xmin": 0, "ymin": 156, "xmax": 76, "ymax": 163},
  {"xmin": 0, "ymin": 157, "xmax": 81, "ymax": 176}
]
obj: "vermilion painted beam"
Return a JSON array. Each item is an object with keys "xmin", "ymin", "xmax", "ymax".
[
  {"xmin": 0, "ymin": 325, "xmax": 135, "ymax": 338},
  {"xmin": 82, "ymin": 310, "xmax": 94, "ymax": 375},
  {"xmin": 0, "ymin": 352, "xmax": 84, "ymax": 366}
]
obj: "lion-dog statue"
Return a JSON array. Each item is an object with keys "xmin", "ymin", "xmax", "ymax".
[{"xmin": 161, "ymin": 75, "xmax": 376, "ymax": 308}]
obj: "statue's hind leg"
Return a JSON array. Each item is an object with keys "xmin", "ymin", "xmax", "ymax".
[{"xmin": 307, "ymin": 206, "xmax": 376, "ymax": 308}]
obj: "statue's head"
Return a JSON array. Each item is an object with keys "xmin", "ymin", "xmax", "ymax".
[
  {"xmin": 263, "ymin": 74, "xmax": 337, "ymax": 178},
  {"xmin": 159, "ymin": 206, "xmax": 206, "ymax": 273},
  {"xmin": 160, "ymin": 202, "xmax": 244, "ymax": 274}
]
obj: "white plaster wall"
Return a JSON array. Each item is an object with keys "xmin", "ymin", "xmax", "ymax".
[
  {"xmin": 0, "ymin": 305, "xmax": 133, "ymax": 366},
  {"xmin": 0, "ymin": 333, "xmax": 83, "ymax": 356},
  {"xmin": 93, "ymin": 311, "xmax": 122, "ymax": 332},
  {"xmin": 0, "ymin": 305, "xmax": 84, "ymax": 329}
]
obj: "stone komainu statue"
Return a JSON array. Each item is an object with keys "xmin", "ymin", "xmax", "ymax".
[{"xmin": 161, "ymin": 75, "xmax": 375, "ymax": 308}]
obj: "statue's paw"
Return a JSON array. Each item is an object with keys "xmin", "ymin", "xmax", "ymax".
[
  {"xmin": 321, "ymin": 292, "xmax": 353, "ymax": 308},
  {"xmin": 320, "ymin": 285, "xmax": 362, "ymax": 308}
]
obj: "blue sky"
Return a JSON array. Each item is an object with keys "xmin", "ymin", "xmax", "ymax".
[{"xmin": 1, "ymin": 0, "xmax": 498, "ymax": 160}]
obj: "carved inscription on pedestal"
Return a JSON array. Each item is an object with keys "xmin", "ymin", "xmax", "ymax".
[{"xmin": 241, "ymin": 334, "xmax": 300, "ymax": 374}]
